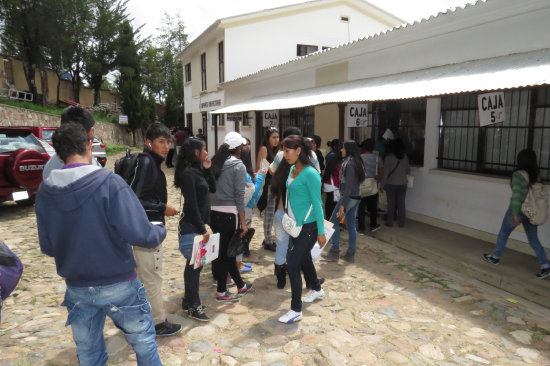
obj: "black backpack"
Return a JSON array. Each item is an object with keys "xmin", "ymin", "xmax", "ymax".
[{"xmin": 114, "ymin": 148, "xmax": 149, "ymax": 186}]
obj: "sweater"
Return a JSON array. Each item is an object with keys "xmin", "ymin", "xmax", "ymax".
[
  {"xmin": 286, "ymin": 165, "xmax": 325, "ymax": 234},
  {"xmin": 178, "ymin": 167, "xmax": 216, "ymax": 235},
  {"xmin": 381, "ymin": 154, "xmax": 410, "ymax": 187},
  {"xmin": 36, "ymin": 166, "xmax": 166, "ymax": 287},
  {"xmin": 210, "ymin": 156, "xmax": 247, "ymax": 212},
  {"xmin": 509, "ymin": 170, "xmax": 529, "ymax": 215},
  {"xmin": 339, "ymin": 157, "xmax": 362, "ymax": 207}
]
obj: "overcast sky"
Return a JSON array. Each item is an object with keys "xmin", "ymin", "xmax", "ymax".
[{"xmin": 127, "ymin": 0, "xmax": 476, "ymax": 43}]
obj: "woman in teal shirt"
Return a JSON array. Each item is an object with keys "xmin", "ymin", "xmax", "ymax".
[{"xmin": 278, "ymin": 135, "xmax": 327, "ymax": 324}]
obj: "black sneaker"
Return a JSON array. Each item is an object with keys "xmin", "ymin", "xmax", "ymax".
[
  {"xmin": 343, "ymin": 251, "xmax": 355, "ymax": 263},
  {"xmin": 182, "ymin": 298, "xmax": 208, "ymax": 311},
  {"xmin": 370, "ymin": 224, "xmax": 381, "ymax": 233},
  {"xmin": 482, "ymin": 253, "xmax": 500, "ymax": 265},
  {"xmin": 262, "ymin": 240, "xmax": 276, "ymax": 251},
  {"xmin": 536, "ymin": 268, "xmax": 550, "ymax": 279},
  {"xmin": 306, "ymin": 277, "xmax": 325, "ymax": 289},
  {"xmin": 237, "ymin": 283, "xmax": 254, "ymax": 295},
  {"xmin": 155, "ymin": 320, "xmax": 182, "ymax": 337},
  {"xmin": 187, "ymin": 305, "xmax": 209, "ymax": 322},
  {"xmin": 323, "ymin": 249, "xmax": 340, "ymax": 262}
]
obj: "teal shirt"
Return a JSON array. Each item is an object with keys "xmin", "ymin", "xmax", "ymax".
[{"xmin": 286, "ymin": 165, "xmax": 325, "ymax": 235}]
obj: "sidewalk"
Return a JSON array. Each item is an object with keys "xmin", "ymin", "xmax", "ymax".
[{"xmin": 371, "ymin": 218, "xmax": 550, "ymax": 308}]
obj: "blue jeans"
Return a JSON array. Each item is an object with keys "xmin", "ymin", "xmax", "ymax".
[
  {"xmin": 62, "ymin": 277, "xmax": 161, "ymax": 366},
  {"xmin": 274, "ymin": 209, "xmax": 290, "ymax": 265},
  {"xmin": 492, "ymin": 209, "xmax": 550, "ymax": 269},
  {"xmin": 330, "ymin": 198, "xmax": 360, "ymax": 253}
]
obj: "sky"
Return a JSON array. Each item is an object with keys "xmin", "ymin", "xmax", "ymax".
[{"xmin": 127, "ymin": 0, "xmax": 476, "ymax": 44}]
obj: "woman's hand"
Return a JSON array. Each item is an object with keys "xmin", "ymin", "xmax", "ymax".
[
  {"xmin": 513, "ymin": 215, "xmax": 520, "ymax": 226},
  {"xmin": 202, "ymin": 232, "xmax": 210, "ymax": 243},
  {"xmin": 318, "ymin": 234, "xmax": 327, "ymax": 248},
  {"xmin": 259, "ymin": 168, "xmax": 266, "ymax": 175},
  {"xmin": 203, "ymin": 157, "xmax": 212, "ymax": 169},
  {"xmin": 336, "ymin": 205, "xmax": 345, "ymax": 218},
  {"xmin": 240, "ymin": 222, "xmax": 248, "ymax": 237}
]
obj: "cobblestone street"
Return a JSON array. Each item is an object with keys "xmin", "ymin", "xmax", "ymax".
[{"xmin": 1, "ymin": 158, "xmax": 550, "ymax": 365}]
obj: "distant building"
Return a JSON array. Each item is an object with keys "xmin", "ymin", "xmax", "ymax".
[{"xmin": 175, "ymin": 0, "xmax": 403, "ymax": 153}]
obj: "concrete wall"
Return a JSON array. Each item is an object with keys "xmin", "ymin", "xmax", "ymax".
[{"xmin": 0, "ymin": 104, "xmax": 138, "ymax": 146}]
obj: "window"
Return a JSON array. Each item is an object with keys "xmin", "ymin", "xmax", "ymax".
[
  {"xmin": 349, "ymin": 100, "xmax": 426, "ymax": 166},
  {"xmin": 186, "ymin": 113, "xmax": 193, "ymax": 131},
  {"xmin": 280, "ymin": 107, "xmax": 315, "ymax": 137},
  {"xmin": 218, "ymin": 114, "xmax": 225, "ymax": 126},
  {"xmin": 200, "ymin": 53, "xmax": 206, "ymax": 91},
  {"xmin": 218, "ymin": 41, "xmax": 224, "ymax": 83},
  {"xmin": 184, "ymin": 63, "xmax": 191, "ymax": 82},
  {"xmin": 438, "ymin": 86, "xmax": 550, "ymax": 181},
  {"xmin": 297, "ymin": 44, "xmax": 318, "ymax": 57}
]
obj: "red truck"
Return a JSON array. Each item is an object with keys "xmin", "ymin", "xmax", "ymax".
[{"xmin": 0, "ymin": 127, "xmax": 51, "ymax": 205}]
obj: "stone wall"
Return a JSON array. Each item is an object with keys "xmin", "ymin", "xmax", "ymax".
[{"xmin": 0, "ymin": 104, "xmax": 142, "ymax": 145}]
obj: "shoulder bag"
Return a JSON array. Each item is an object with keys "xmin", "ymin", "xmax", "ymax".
[
  {"xmin": 518, "ymin": 170, "xmax": 549, "ymax": 226},
  {"xmin": 282, "ymin": 189, "xmax": 312, "ymax": 238}
]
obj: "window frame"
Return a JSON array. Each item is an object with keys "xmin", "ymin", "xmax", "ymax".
[
  {"xmin": 296, "ymin": 44, "xmax": 318, "ymax": 57},
  {"xmin": 184, "ymin": 63, "xmax": 191, "ymax": 83},
  {"xmin": 218, "ymin": 41, "xmax": 224, "ymax": 83},
  {"xmin": 200, "ymin": 53, "xmax": 207, "ymax": 91}
]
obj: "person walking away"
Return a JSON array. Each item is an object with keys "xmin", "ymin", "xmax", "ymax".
[
  {"xmin": 174, "ymin": 137, "xmax": 216, "ymax": 321},
  {"xmin": 324, "ymin": 141, "xmax": 365, "ymax": 263},
  {"xmin": 166, "ymin": 128, "xmax": 177, "ymax": 168},
  {"xmin": 311, "ymin": 135, "xmax": 325, "ymax": 173},
  {"xmin": 42, "ymin": 106, "xmax": 102, "ymax": 179},
  {"xmin": 278, "ymin": 135, "xmax": 326, "ymax": 324},
  {"xmin": 322, "ymin": 139, "xmax": 342, "ymax": 220},
  {"xmin": 210, "ymin": 132, "xmax": 253, "ymax": 302},
  {"xmin": 36, "ymin": 123, "xmax": 165, "ymax": 365},
  {"xmin": 483, "ymin": 149, "xmax": 550, "ymax": 279},
  {"xmin": 358, "ymin": 139, "xmax": 383, "ymax": 233},
  {"xmin": 380, "ymin": 138, "xmax": 410, "ymax": 228},
  {"xmin": 174, "ymin": 127, "xmax": 187, "ymax": 155},
  {"xmin": 256, "ymin": 127, "xmax": 280, "ymax": 251},
  {"xmin": 130, "ymin": 123, "xmax": 181, "ymax": 336}
]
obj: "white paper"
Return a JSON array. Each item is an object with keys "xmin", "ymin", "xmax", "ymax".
[
  {"xmin": 311, "ymin": 220, "xmax": 335, "ymax": 262},
  {"xmin": 12, "ymin": 190, "xmax": 29, "ymax": 201},
  {"xmin": 191, "ymin": 233, "xmax": 220, "ymax": 269}
]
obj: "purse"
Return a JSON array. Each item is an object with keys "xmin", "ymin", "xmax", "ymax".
[
  {"xmin": 227, "ymin": 228, "xmax": 256, "ymax": 257},
  {"xmin": 282, "ymin": 190, "xmax": 312, "ymax": 238},
  {"xmin": 331, "ymin": 176, "xmax": 340, "ymax": 202},
  {"xmin": 360, "ymin": 177, "xmax": 378, "ymax": 197}
]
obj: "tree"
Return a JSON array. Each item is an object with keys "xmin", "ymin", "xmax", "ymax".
[
  {"xmin": 163, "ymin": 63, "xmax": 184, "ymax": 127},
  {"xmin": 0, "ymin": 0, "xmax": 55, "ymax": 104},
  {"xmin": 85, "ymin": 0, "xmax": 127, "ymax": 105}
]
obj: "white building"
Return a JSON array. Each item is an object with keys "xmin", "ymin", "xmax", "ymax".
[
  {"xmin": 214, "ymin": 0, "xmax": 550, "ymax": 254},
  {"xmin": 175, "ymin": 0, "xmax": 404, "ymax": 154}
]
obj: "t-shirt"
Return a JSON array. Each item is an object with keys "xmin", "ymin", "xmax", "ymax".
[
  {"xmin": 270, "ymin": 150, "xmax": 320, "ymax": 174},
  {"xmin": 174, "ymin": 130, "xmax": 186, "ymax": 146},
  {"xmin": 361, "ymin": 152, "xmax": 383, "ymax": 179}
]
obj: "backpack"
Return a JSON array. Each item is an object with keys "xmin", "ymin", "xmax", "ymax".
[
  {"xmin": 518, "ymin": 170, "xmax": 549, "ymax": 226},
  {"xmin": 114, "ymin": 148, "xmax": 151, "ymax": 187}
]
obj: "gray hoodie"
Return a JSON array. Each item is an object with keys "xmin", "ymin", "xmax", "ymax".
[{"xmin": 210, "ymin": 156, "xmax": 247, "ymax": 212}]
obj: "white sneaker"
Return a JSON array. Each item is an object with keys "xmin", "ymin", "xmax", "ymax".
[
  {"xmin": 278, "ymin": 310, "xmax": 303, "ymax": 324},
  {"xmin": 303, "ymin": 288, "xmax": 325, "ymax": 303}
]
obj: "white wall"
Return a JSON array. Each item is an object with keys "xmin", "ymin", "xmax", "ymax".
[{"xmin": 224, "ymin": 4, "xmax": 395, "ymax": 81}]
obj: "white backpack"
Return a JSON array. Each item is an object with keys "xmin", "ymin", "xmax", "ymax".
[{"xmin": 518, "ymin": 170, "xmax": 549, "ymax": 226}]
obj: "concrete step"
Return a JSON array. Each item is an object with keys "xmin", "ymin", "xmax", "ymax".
[{"xmin": 373, "ymin": 219, "xmax": 550, "ymax": 308}]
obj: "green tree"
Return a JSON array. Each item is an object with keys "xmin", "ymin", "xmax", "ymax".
[
  {"xmin": 85, "ymin": 0, "xmax": 127, "ymax": 105},
  {"xmin": 0, "ymin": 0, "xmax": 55, "ymax": 104}
]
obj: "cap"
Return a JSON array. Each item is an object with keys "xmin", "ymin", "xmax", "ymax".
[
  {"xmin": 224, "ymin": 131, "xmax": 246, "ymax": 149},
  {"xmin": 382, "ymin": 128, "xmax": 395, "ymax": 141}
]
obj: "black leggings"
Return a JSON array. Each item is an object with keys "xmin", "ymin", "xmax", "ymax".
[
  {"xmin": 210, "ymin": 211, "xmax": 244, "ymax": 293},
  {"xmin": 357, "ymin": 193, "xmax": 379, "ymax": 230},
  {"xmin": 324, "ymin": 191, "xmax": 336, "ymax": 220},
  {"xmin": 287, "ymin": 222, "xmax": 321, "ymax": 312},
  {"xmin": 184, "ymin": 259, "xmax": 202, "ymax": 307}
]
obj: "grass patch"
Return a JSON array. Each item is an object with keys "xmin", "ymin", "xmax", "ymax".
[
  {"xmin": 0, "ymin": 99, "xmax": 116, "ymax": 123},
  {"xmin": 105, "ymin": 143, "xmax": 135, "ymax": 156}
]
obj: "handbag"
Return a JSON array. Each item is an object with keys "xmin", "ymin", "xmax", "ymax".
[
  {"xmin": 360, "ymin": 178, "xmax": 378, "ymax": 197},
  {"xmin": 227, "ymin": 228, "xmax": 256, "ymax": 257},
  {"xmin": 518, "ymin": 171, "xmax": 549, "ymax": 226},
  {"xmin": 282, "ymin": 190, "xmax": 312, "ymax": 238},
  {"xmin": 331, "ymin": 176, "xmax": 340, "ymax": 202}
]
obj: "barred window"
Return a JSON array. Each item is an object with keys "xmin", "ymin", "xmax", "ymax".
[
  {"xmin": 280, "ymin": 107, "xmax": 314, "ymax": 137},
  {"xmin": 438, "ymin": 86, "xmax": 550, "ymax": 181},
  {"xmin": 349, "ymin": 100, "xmax": 426, "ymax": 166}
]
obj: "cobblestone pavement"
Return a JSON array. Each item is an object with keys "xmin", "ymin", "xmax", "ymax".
[{"xmin": 1, "ymin": 154, "xmax": 550, "ymax": 365}]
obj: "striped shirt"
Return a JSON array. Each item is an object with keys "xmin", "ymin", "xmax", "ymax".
[{"xmin": 509, "ymin": 170, "xmax": 529, "ymax": 215}]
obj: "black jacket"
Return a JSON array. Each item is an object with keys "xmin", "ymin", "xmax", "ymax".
[
  {"xmin": 177, "ymin": 167, "xmax": 216, "ymax": 235},
  {"xmin": 130, "ymin": 149, "xmax": 167, "ymax": 224}
]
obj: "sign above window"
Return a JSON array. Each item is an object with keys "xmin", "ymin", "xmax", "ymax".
[
  {"xmin": 262, "ymin": 110, "xmax": 279, "ymax": 127},
  {"xmin": 346, "ymin": 103, "xmax": 369, "ymax": 127},
  {"xmin": 478, "ymin": 92, "xmax": 505, "ymax": 126},
  {"xmin": 226, "ymin": 112, "xmax": 243, "ymax": 122}
]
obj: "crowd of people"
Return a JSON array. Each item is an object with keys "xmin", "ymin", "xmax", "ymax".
[{"xmin": 27, "ymin": 105, "xmax": 548, "ymax": 364}]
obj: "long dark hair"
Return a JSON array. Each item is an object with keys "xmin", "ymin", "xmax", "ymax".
[
  {"xmin": 174, "ymin": 137, "xmax": 205, "ymax": 189},
  {"xmin": 211, "ymin": 143, "xmax": 236, "ymax": 180},
  {"xmin": 263, "ymin": 127, "xmax": 279, "ymax": 163},
  {"xmin": 270, "ymin": 136, "xmax": 313, "ymax": 200},
  {"xmin": 516, "ymin": 148, "xmax": 538, "ymax": 185},
  {"xmin": 240, "ymin": 148, "xmax": 255, "ymax": 181},
  {"xmin": 343, "ymin": 140, "xmax": 366, "ymax": 183}
]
